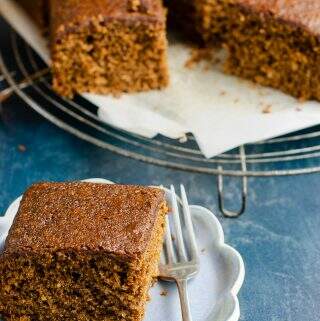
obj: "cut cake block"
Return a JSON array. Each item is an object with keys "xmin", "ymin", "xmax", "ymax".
[
  {"xmin": 50, "ymin": 0, "xmax": 169, "ymax": 97},
  {"xmin": 0, "ymin": 182, "xmax": 167, "ymax": 321}
]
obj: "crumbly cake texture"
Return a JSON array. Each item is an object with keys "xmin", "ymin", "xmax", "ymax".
[
  {"xmin": 167, "ymin": 0, "xmax": 320, "ymax": 101},
  {"xmin": 50, "ymin": 0, "xmax": 169, "ymax": 98},
  {"xmin": 0, "ymin": 182, "xmax": 167, "ymax": 321}
]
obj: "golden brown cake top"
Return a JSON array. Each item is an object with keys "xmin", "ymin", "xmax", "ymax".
[
  {"xmin": 237, "ymin": 0, "xmax": 320, "ymax": 35},
  {"xmin": 50, "ymin": 0, "xmax": 166, "ymax": 40},
  {"xmin": 3, "ymin": 182, "xmax": 165, "ymax": 259}
]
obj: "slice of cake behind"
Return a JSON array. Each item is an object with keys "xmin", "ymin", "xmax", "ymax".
[
  {"xmin": 0, "ymin": 182, "xmax": 167, "ymax": 321},
  {"xmin": 168, "ymin": 0, "xmax": 320, "ymax": 101},
  {"xmin": 50, "ymin": 0, "xmax": 169, "ymax": 98},
  {"xmin": 221, "ymin": 0, "xmax": 320, "ymax": 101}
]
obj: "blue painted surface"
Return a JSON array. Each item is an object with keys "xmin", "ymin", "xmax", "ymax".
[{"xmin": 1, "ymin": 21, "xmax": 320, "ymax": 321}]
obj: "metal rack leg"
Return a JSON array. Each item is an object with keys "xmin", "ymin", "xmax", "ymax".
[{"xmin": 217, "ymin": 145, "xmax": 248, "ymax": 218}]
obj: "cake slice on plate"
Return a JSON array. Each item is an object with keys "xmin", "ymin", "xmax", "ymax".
[
  {"xmin": 0, "ymin": 182, "xmax": 167, "ymax": 321},
  {"xmin": 50, "ymin": 0, "xmax": 169, "ymax": 97}
]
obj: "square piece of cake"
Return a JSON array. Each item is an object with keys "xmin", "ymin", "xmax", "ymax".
[
  {"xmin": 0, "ymin": 182, "xmax": 167, "ymax": 321},
  {"xmin": 50, "ymin": 0, "xmax": 169, "ymax": 97}
]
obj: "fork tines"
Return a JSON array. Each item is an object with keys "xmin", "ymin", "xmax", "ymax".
[{"xmin": 164, "ymin": 185, "xmax": 199, "ymax": 266}]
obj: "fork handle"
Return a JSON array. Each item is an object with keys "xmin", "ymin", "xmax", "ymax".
[{"xmin": 176, "ymin": 279, "xmax": 193, "ymax": 321}]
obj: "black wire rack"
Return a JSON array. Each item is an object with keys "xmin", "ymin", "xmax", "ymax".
[{"xmin": 2, "ymin": 30, "xmax": 320, "ymax": 217}]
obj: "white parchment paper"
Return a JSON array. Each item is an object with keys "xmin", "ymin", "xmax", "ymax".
[{"xmin": 2, "ymin": 0, "xmax": 320, "ymax": 158}]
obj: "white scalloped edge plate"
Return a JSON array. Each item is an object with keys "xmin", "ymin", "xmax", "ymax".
[{"xmin": 0, "ymin": 178, "xmax": 245, "ymax": 321}]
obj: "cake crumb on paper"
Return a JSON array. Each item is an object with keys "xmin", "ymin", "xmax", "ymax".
[
  {"xmin": 185, "ymin": 47, "xmax": 214, "ymax": 70},
  {"xmin": 262, "ymin": 104, "xmax": 272, "ymax": 114},
  {"xmin": 160, "ymin": 290, "xmax": 168, "ymax": 297},
  {"xmin": 298, "ymin": 97, "xmax": 307, "ymax": 103},
  {"xmin": 113, "ymin": 92, "xmax": 122, "ymax": 99}
]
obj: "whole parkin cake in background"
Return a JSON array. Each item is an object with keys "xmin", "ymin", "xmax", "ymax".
[
  {"xmin": 166, "ymin": 0, "xmax": 320, "ymax": 101},
  {"xmin": 15, "ymin": 0, "xmax": 48, "ymax": 28},
  {"xmin": 50, "ymin": 0, "xmax": 169, "ymax": 98},
  {"xmin": 0, "ymin": 182, "xmax": 167, "ymax": 321}
]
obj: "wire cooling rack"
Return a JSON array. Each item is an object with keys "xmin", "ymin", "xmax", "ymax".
[{"xmin": 2, "ymin": 30, "xmax": 320, "ymax": 217}]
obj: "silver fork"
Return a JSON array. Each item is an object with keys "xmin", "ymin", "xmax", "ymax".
[{"xmin": 159, "ymin": 185, "xmax": 199, "ymax": 321}]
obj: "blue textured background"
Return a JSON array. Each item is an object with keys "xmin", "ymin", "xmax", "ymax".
[{"xmin": 1, "ymin": 20, "xmax": 320, "ymax": 321}]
